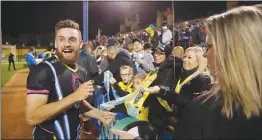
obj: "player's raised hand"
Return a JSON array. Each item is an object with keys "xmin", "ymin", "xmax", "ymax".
[{"xmin": 74, "ymin": 80, "xmax": 94, "ymax": 101}]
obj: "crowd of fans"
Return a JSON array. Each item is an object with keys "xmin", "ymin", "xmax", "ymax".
[
  {"xmin": 57, "ymin": 18, "xmax": 211, "ymax": 139},
  {"xmin": 25, "ymin": 3, "xmax": 262, "ymax": 140},
  {"xmin": 25, "ymin": 17, "xmax": 210, "ymax": 139}
]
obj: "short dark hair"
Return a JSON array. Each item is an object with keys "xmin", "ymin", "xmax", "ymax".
[
  {"xmin": 29, "ymin": 47, "xmax": 35, "ymax": 52},
  {"xmin": 107, "ymin": 38, "xmax": 120, "ymax": 47},
  {"xmin": 144, "ymin": 43, "xmax": 153, "ymax": 50},
  {"xmin": 55, "ymin": 19, "xmax": 82, "ymax": 40}
]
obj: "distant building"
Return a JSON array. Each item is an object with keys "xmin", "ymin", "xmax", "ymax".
[
  {"xmin": 227, "ymin": 0, "xmax": 239, "ymax": 10},
  {"xmin": 120, "ymin": 13, "xmax": 140, "ymax": 33},
  {"xmin": 120, "ymin": 6, "xmax": 174, "ymax": 33},
  {"xmin": 156, "ymin": 8, "xmax": 174, "ymax": 29}
]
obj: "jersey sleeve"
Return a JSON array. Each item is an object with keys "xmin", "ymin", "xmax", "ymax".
[{"xmin": 26, "ymin": 63, "xmax": 53, "ymax": 95}]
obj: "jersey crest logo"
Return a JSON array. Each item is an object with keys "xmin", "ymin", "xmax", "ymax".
[{"xmin": 72, "ymin": 74, "xmax": 82, "ymax": 109}]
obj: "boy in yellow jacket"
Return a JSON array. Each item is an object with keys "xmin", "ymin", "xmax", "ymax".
[{"xmin": 109, "ymin": 65, "xmax": 134, "ymax": 96}]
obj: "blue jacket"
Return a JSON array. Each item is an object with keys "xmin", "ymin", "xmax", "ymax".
[{"xmin": 25, "ymin": 53, "xmax": 37, "ymax": 66}]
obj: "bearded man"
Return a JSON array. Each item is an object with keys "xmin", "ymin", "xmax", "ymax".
[{"xmin": 26, "ymin": 19, "xmax": 115, "ymax": 139}]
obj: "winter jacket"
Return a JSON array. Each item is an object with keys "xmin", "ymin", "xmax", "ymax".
[
  {"xmin": 132, "ymin": 52, "xmax": 154, "ymax": 75},
  {"xmin": 26, "ymin": 52, "xmax": 37, "ymax": 66},
  {"xmin": 157, "ymin": 67, "xmax": 212, "ymax": 118},
  {"xmin": 143, "ymin": 56, "xmax": 183, "ymax": 138},
  {"xmin": 174, "ymin": 96, "xmax": 262, "ymax": 139}
]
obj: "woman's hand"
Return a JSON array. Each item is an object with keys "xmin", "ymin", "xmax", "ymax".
[
  {"xmin": 144, "ymin": 86, "xmax": 160, "ymax": 94},
  {"xmin": 110, "ymin": 129, "xmax": 138, "ymax": 139}
]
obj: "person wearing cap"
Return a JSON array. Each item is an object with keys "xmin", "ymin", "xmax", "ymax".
[
  {"xmin": 140, "ymin": 43, "xmax": 183, "ymax": 139},
  {"xmin": 94, "ymin": 37, "xmax": 136, "ymax": 100},
  {"xmin": 111, "ymin": 4, "xmax": 262, "ymax": 140},
  {"xmin": 146, "ymin": 46, "xmax": 211, "ymax": 138},
  {"xmin": 131, "ymin": 38, "xmax": 154, "ymax": 75}
]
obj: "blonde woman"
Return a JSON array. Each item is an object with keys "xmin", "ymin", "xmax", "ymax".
[
  {"xmin": 111, "ymin": 4, "xmax": 262, "ymax": 140},
  {"xmin": 146, "ymin": 46, "xmax": 211, "ymax": 118},
  {"xmin": 172, "ymin": 4, "xmax": 262, "ymax": 139}
]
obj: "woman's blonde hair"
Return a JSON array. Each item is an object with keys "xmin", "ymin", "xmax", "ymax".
[
  {"xmin": 204, "ymin": 4, "xmax": 262, "ymax": 119},
  {"xmin": 185, "ymin": 46, "xmax": 208, "ymax": 73}
]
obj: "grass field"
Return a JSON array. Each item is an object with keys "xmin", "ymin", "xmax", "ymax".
[
  {"xmin": 1, "ymin": 63, "xmax": 27, "ymax": 87},
  {"xmin": 1, "ymin": 56, "xmax": 26, "ymax": 63}
]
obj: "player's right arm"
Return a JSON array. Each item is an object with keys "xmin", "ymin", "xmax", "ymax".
[{"xmin": 25, "ymin": 64, "xmax": 94, "ymax": 126}]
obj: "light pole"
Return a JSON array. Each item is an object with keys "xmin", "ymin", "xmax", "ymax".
[
  {"xmin": 83, "ymin": 1, "xmax": 88, "ymax": 43},
  {"xmin": 172, "ymin": 0, "xmax": 176, "ymax": 81}
]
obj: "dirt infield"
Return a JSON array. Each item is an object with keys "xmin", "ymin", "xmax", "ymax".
[
  {"xmin": 1, "ymin": 69, "xmax": 32, "ymax": 139},
  {"xmin": 1, "ymin": 69, "xmax": 98, "ymax": 139}
]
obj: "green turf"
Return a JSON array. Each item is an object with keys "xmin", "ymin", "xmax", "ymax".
[
  {"xmin": 1, "ymin": 57, "xmax": 26, "ymax": 63},
  {"xmin": 1, "ymin": 63, "xmax": 27, "ymax": 87}
]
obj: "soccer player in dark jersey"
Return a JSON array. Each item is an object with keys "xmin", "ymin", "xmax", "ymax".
[{"xmin": 26, "ymin": 19, "xmax": 115, "ymax": 140}]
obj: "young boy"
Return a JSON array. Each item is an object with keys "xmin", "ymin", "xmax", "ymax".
[
  {"xmin": 109, "ymin": 73, "xmax": 146, "ymax": 115},
  {"xmin": 110, "ymin": 65, "xmax": 135, "ymax": 97}
]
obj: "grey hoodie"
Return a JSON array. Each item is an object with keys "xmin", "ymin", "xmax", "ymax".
[{"xmin": 132, "ymin": 52, "xmax": 154, "ymax": 75}]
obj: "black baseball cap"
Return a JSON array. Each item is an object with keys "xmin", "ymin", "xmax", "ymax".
[
  {"xmin": 132, "ymin": 38, "xmax": 143, "ymax": 44},
  {"xmin": 153, "ymin": 43, "xmax": 172, "ymax": 56}
]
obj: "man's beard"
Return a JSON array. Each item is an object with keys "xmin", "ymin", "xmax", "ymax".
[{"xmin": 56, "ymin": 47, "xmax": 81, "ymax": 65}]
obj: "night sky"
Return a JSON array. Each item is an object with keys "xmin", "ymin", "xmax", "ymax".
[{"xmin": 1, "ymin": 1, "xmax": 261, "ymax": 42}]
